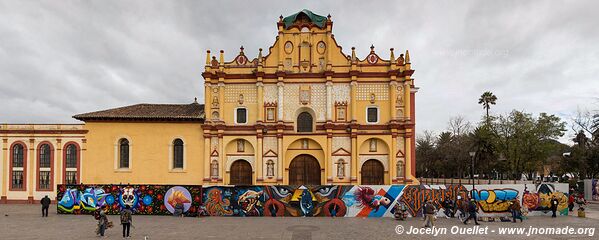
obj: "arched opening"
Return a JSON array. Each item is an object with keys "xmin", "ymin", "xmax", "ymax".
[
  {"xmin": 289, "ymin": 154, "xmax": 321, "ymax": 185},
  {"xmin": 173, "ymin": 139, "xmax": 184, "ymax": 169},
  {"xmin": 119, "ymin": 138, "xmax": 130, "ymax": 169},
  {"xmin": 297, "ymin": 112, "xmax": 313, "ymax": 132},
  {"xmin": 230, "ymin": 160, "xmax": 252, "ymax": 185},
  {"xmin": 361, "ymin": 159, "xmax": 384, "ymax": 185}
]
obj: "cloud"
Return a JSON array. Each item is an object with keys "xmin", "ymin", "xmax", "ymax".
[{"xmin": 1, "ymin": 0, "xmax": 597, "ymax": 143}]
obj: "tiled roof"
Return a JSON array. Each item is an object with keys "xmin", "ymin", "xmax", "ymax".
[{"xmin": 73, "ymin": 102, "xmax": 204, "ymax": 122}]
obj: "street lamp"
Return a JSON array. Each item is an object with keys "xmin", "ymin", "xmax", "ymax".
[{"xmin": 469, "ymin": 151, "xmax": 476, "ymax": 198}]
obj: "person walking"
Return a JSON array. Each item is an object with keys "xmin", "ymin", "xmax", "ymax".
[
  {"xmin": 550, "ymin": 196, "xmax": 559, "ymax": 218},
  {"xmin": 422, "ymin": 200, "xmax": 436, "ymax": 228},
  {"xmin": 508, "ymin": 200, "xmax": 523, "ymax": 223},
  {"xmin": 463, "ymin": 199, "xmax": 480, "ymax": 225},
  {"xmin": 443, "ymin": 198, "xmax": 454, "ymax": 218},
  {"xmin": 40, "ymin": 195, "xmax": 51, "ymax": 217},
  {"xmin": 120, "ymin": 205, "xmax": 133, "ymax": 238},
  {"xmin": 97, "ymin": 205, "xmax": 109, "ymax": 237}
]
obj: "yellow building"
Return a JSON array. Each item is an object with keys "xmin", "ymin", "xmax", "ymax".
[{"xmin": 1, "ymin": 10, "xmax": 418, "ymax": 202}]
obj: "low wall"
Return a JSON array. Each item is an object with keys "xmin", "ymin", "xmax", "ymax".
[{"xmin": 56, "ymin": 183, "xmax": 569, "ymax": 217}]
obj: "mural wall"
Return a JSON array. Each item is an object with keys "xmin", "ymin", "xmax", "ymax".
[
  {"xmin": 57, "ymin": 184, "xmax": 202, "ymax": 215},
  {"xmin": 57, "ymin": 183, "xmax": 569, "ymax": 217}
]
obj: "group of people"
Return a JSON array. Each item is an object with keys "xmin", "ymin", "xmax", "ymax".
[
  {"xmin": 93, "ymin": 205, "xmax": 133, "ymax": 238},
  {"xmin": 394, "ymin": 196, "xmax": 533, "ymax": 228},
  {"xmin": 568, "ymin": 192, "xmax": 587, "ymax": 212}
]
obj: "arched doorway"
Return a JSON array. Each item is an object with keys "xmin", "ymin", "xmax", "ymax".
[
  {"xmin": 297, "ymin": 112, "xmax": 313, "ymax": 132},
  {"xmin": 361, "ymin": 159, "xmax": 384, "ymax": 185},
  {"xmin": 289, "ymin": 154, "xmax": 321, "ymax": 185},
  {"xmin": 230, "ymin": 160, "xmax": 252, "ymax": 185}
]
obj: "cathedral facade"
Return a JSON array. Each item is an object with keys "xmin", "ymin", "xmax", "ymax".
[{"xmin": 0, "ymin": 10, "xmax": 417, "ymax": 202}]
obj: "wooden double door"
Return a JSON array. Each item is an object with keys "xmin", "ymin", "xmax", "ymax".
[
  {"xmin": 230, "ymin": 160, "xmax": 252, "ymax": 185},
  {"xmin": 361, "ymin": 159, "xmax": 385, "ymax": 185},
  {"xmin": 289, "ymin": 154, "xmax": 321, "ymax": 185}
]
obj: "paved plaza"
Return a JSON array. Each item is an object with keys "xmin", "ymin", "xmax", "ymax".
[{"xmin": 0, "ymin": 204, "xmax": 598, "ymax": 240}]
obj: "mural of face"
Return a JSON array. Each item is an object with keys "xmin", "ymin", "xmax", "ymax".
[{"xmin": 120, "ymin": 187, "xmax": 139, "ymax": 208}]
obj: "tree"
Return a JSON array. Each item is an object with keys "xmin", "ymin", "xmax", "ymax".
[{"xmin": 478, "ymin": 91, "xmax": 497, "ymax": 124}]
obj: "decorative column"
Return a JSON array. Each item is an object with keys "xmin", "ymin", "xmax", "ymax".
[
  {"xmin": 203, "ymin": 133, "xmax": 211, "ymax": 182},
  {"xmin": 28, "ymin": 138, "xmax": 34, "ymax": 202},
  {"xmin": 277, "ymin": 133, "xmax": 284, "ymax": 184},
  {"xmin": 218, "ymin": 131, "xmax": 224, "ymax": 184},
  {"xmin": 326, "ymin": 133, "xmax": 333, "ymax": 184},
  {"xmin": 277, "ymin": 81, "xmax": 284, "ymax": 121},
  {"xmin": 389, "ymin": 81, "xmax": 397, "ymax": 120},
  {"xmin": 325, "ymin": 80, "xmax": 333, "ymax": 121},
  {"xmin": 1, "ymin": 138, "xmax": 7, "ymax": 202},
  {"xmin": 204, "ymin": 83, "xmax": 212, "ymax": 120},
  {"xmin": 256, "ymin": 134, "xmax": 263, "ymax": 184},
  {"xmin": 218, "ymin": 82, "xmax": 225, "ymax": 120},
  {"xmin": 350, "ymin": 80, "xmax": 357, "ymax": 121},
  {"xmin": 55, "ymin": 139, "xmax": 62, "ymax": 185},
  {"xmin": 404, "ymin": 134, "xmax": 412, "ymax": 181},
  {"xmin": 390, "ymin": 133, "xmax": 398, "ymax": 183},
  {"xmin": 403, "ymin": 79, "xmax": 411, "ymax": 120},
  {"xmin": 350, "ymin": 131, "xmax": 358, "ymax": 184},
  {"xmin": 257, "ymin": 81, "xmax": 264, "ymax": 122}
]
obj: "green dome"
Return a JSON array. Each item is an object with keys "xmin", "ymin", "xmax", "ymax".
[{"xmin": 282, "ymin": 9, "xmax": 327, "ymax": 29}]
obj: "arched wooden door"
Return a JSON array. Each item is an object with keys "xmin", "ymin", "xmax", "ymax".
[
  {"xmin": 289, "ymin": 154, "xmax": 321, "ymax": 185},
  {"xmin": 361, "ymin": 159, "xmax": 384, "ymax": 185},
  {"xmin": 230, "ymin": 160, "xmax": 252, "ymax": 185}
]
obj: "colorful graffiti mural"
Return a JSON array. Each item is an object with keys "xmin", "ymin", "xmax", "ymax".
[
  {"xmin": 264, "ymin": 185, "xmax": 352, "ymax": 217},
  {"xmin": 202, "ymin": 186, "xmax": 264, "ymax": 216},
  {"xmin": 472, "ymin": 188, "xmax": 519, "ymax": 213},
  {"xmin": 399, "ymin": 184, "xmax": 468, "ymax": 217},
  {"xmin": 57, "ymin": 183, "xmax": 569, "ymax": 217},
  {"xmin": 343, "ymin": 185, "xmax": 404, "ymax": 217},
  {"xmin": 57, "ymin": 185, "xmax": 202, "ymax": 215},
  {"xmin": 522, "ymin": 183, "xmax": 569, "ymax": 216}
]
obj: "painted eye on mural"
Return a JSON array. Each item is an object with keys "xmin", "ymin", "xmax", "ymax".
[
  {"xmin": 314, "ymin": 186, "xmax": 336, "ymax": 197},
  {"xmin": 271, "ymin": 186, "xmax": 292, "ymax": 197}
]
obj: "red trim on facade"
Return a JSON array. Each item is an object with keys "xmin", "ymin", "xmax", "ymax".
[
  {"xmin": 35, "ymin": 141, "xmax": 54, "ymax": 192},
  {"xmin": 62, "ymin": 141, "xmax": 81, "ymax": 184},
  {"xmin": 9, "ymin": 141, "xmax": 27, "ymax": 191}
]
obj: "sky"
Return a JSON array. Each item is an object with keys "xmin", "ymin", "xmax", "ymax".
[{"xmin": 1, "ymin": 0, "xmax": 598, "ymax": 143}]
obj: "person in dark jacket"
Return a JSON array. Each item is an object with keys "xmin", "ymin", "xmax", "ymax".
[
  {"xmin": 550, "ymin": 196, "xmax": 559, "ymax": 218},
  {"xmin": 40, "ymin": 195, "xmax": 51, "ymax": 217},
  {"xmin": 120, "ymin": 205, "xmax": 133, "ymax": 238},
  {"xmin": 422, "ymin": 200, "xmax": 436, "ymax": 228},
  {"xmin": 463, "ymin": 199, "xmax": 480, "ymax": 225},
  {"xmin": 508, "ymin": 200, "xmax": 523, "ymax": 223}
]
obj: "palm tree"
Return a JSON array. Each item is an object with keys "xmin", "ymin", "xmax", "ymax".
[{"xmin": 478, "ymin": 91, "xmax": 497, "ymax": 123}]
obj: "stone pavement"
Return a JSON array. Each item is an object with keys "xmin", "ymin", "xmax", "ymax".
[{"xmin": 0, "ymin": 204, "xmax": 598, "ymax": 240}]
